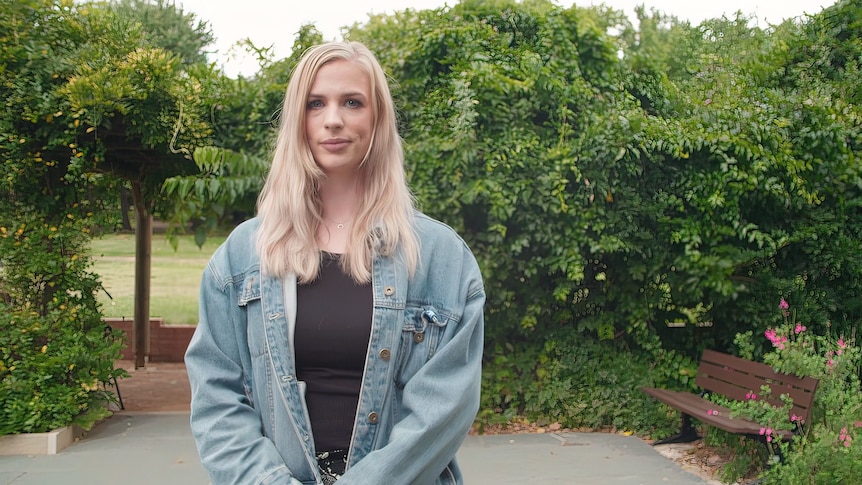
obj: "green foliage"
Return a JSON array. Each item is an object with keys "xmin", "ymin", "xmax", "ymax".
[
  {"xmin": 106, "ymin": 0, "xmax": 215, "ymax": 66},
  {"xmin": 763, "ymin": 425, "xmax": 862, "ymax": 484},
  {"xmin": 525, "ymin": 332, "xmax": 682, "ymax": 435},
  {"xmin": 162, "ymin": 147, "xmax": 268, "ymax": 246},
  {"xmin": 701, "ymin": 428, "xmax": 768, "ymax": 484},
  {"xmin": 338, "ymin": 0, "xmax": 862, "ymax": 442},
  {"xmin": 0, "ymin": 304, "xmax": 125, "ymax": 434},
  {"xmin": 0, "ymin": 209, "xmax": 125, "ymax": 434}
]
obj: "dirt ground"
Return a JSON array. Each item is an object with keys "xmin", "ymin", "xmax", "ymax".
[{"xmin": 112, "ymin": 360, "xmax": 191, "ymax": 412}]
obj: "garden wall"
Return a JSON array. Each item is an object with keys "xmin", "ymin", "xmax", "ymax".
[{"xmin": 104, "ymin": 317, "xmax": 195, "ymax": 362}]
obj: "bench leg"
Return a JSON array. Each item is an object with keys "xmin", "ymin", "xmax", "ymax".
[{"xmin": 653, "ymin": 414, "xmax": 699, "ymax": 445}]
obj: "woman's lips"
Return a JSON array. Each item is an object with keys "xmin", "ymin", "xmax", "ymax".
[{"xmin": 321, "ymin": 139, "xmax": 350, "ymax": 152}]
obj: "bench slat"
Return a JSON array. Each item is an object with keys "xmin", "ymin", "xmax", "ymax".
[
  {"xmin": 642, "ymin": 387, "xmax": 794, "ymax": 437},
  {"xmin": 696, "ymin": 349, "xmax": 818, "ymax": 424}
]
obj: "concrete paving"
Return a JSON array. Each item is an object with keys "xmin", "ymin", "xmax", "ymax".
[{"xmin": 0, "ymin": 413, "xmax": 708, "ymax": 484}]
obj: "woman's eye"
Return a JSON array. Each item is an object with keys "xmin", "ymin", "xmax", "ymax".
[
  {"xmin": 345, "ymin": 99, "xmax": 361, "ymax": 108},
  {"xmin": 307, "ymin": 99, "xmax": 323, "ymax": 109}
]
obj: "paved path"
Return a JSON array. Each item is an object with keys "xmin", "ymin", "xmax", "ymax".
[{"xmin": 0, "ymin": 412, "xmax": 708, "ymax": 484}]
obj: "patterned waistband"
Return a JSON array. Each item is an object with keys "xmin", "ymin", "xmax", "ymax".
[{"xmin": 316, "ymin": 449, "xmax": 347, "ymax": 485}]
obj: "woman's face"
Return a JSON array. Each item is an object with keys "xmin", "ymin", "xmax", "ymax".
[{"xmin": 305, "ymin": 59, "xmax": 374, "ymax": 176}]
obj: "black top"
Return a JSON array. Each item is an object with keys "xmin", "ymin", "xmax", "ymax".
[{"xmin": 295, "ymin": 252, "xmax": 373, "ymax": 452}]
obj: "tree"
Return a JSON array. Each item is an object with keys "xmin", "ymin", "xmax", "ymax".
[
  {"xmin": 63, "ymin": 1, "xmax": 218, "ymax": 368},
  {"xmin": 108, "ymin": 0, "xmax": 214, "ymax": 65}
]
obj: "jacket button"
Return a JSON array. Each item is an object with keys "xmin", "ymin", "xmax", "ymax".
[
  {"xmin": 379, "ymin": 348, "xmax": 391, "ymax": 361},
  {"xmin": 383, "ymin": 285, "xmax": 395, "ymax": 296},
  {"xmin": 413, "ymin": 332, "xmax": 425, "ymax": 343},
  {"xmin": 281, "ymin": 375, "xmax": 293, "ymax": 382},
  {"xmin": 367, "ymin": 412, "xmax": 379, "ymax": 424}
]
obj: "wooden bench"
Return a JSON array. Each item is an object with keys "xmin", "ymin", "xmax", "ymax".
[{"xmin": 642, "ymin": 349, "xmax": 818, "ymax": 445}]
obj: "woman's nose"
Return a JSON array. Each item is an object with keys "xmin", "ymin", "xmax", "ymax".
[{"xmin": 323, "ymin": 106, "xmax": 343, "ymax": 129}]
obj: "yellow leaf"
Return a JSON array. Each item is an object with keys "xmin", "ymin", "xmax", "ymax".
[{"xmin": 41, "ymin": 345, "xmax": 47, "ymax": 353}]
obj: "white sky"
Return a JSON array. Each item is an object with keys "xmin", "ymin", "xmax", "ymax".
[{"xmin": 176, "ymin": 0, "xmax": 831, "ymax": 77}]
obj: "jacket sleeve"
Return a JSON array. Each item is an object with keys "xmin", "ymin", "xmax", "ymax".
[
  {"xmin": 186, "ymin": 258, "xmax": 303, "ymax": 485},
  {"xmin": 340, "ymin": 249, "xmax": 485, "ymax": 484}
]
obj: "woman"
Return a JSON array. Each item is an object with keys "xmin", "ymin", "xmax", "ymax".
[{"xmin": 185, "ymin": 41, "xmax": 485, "ymax": 485}]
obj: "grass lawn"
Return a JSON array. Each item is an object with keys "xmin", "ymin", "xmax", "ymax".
[{"xmin": 90, "ymin": 233, "xmax": 225, "ymax": 325}]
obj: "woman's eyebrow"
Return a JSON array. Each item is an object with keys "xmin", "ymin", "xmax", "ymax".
[{"xmin": 307, "ymin": 91, "xmax": 368, "ymax": 99}]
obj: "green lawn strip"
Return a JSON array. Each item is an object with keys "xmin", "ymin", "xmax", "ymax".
[{"xmin": 90, "ymin": 233, "xmax": 225, "ymax": 325}]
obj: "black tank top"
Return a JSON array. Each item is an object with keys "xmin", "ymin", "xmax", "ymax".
[{"xmin": 295, "ymin": 252, "xmax": 373, "ymax": 452}]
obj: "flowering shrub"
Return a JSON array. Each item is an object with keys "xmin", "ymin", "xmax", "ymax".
[
  {"xmin": 0, "ymin": 214, "xmax": 126, "ymax": 434},
  {"xmin": 729, "ymin": 299, "xmax": 862, "ymax": 483}
]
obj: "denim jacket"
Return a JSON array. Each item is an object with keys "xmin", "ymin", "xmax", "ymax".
[{"xmin": 186, "ymin": 213, "xmax": 485, "ymax": 485}]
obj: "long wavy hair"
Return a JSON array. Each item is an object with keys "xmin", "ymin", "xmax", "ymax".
[{"xmin": 255, "ymin": 41, "xmax": 418, "ymax": 283}]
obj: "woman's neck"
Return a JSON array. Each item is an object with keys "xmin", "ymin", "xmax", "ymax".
[
  {"xmin": 317, "ymin": 175, "xmax": 360, "ymax": 253},
  {"xmin": 318, "ymin": 175, "xmax": 360, "ymax": 222}
]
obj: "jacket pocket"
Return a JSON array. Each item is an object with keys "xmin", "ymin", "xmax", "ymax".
[
  {"xmin": 393, "ymin": 306, "xmax": 450, "ymax": 389},
  {"xmin": 237, "ymin": 270, "xmax": 265, "ymax": 358}
]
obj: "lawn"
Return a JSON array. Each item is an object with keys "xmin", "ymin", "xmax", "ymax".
[{"xmin": 90, "ymin": 233, "xmax": 225, "ymax": 325}]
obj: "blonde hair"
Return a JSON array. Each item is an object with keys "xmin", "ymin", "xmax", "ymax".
[{"xmin": 255, "ymin": 41, "xmax": 418, "ymax": 283}]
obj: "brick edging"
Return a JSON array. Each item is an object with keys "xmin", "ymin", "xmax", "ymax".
[{"xmin": 103, "ymin": 317, "xmax": 195, "ymax": 363}]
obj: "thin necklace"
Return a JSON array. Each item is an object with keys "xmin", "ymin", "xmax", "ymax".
[{"xmin": 330, "ymin": 218, "xmax": 350, "ymax": 229}]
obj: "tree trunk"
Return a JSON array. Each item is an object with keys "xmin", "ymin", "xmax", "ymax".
[
  {"xmin": 120, "ymin": 186, "xmax": 133, "ymax": 232},
  {"xmin": 130, "ymin": 180, "xmax": 152, "ymax": 370}
]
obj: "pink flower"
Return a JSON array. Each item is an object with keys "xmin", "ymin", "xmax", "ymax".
[
  {"xmin": 791, "ymin": 414, "xmax": 799, "ymax": 422},
  {"xmin": 746, "ymin": 391, "xmax": 757, "ymax": 400},
  {"xmin": 706, "ymin": 409, "xmax": 719, "ymax": 416},
  {"xmin": 837, "ymin": 338, "xmax": 846, "ymax": 349},
  {"xmin": 759, "ymin": 427, "xmax": 766, "ymax": 435},
  {"xmin": 839, "ymin": 427, "xmax": 852, "ymax": 448},
  {"xmin": 795, "ymin": 323, "xmax": 807, "ymax": 334},
  {"xmin": 779, "ymin": 299, "xmax": 789, "ymax": 310}
]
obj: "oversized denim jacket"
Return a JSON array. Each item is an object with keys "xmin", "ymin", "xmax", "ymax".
[{"xmin": 186, "ymin": 213, "xmax": 485, "ymax": 485}]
